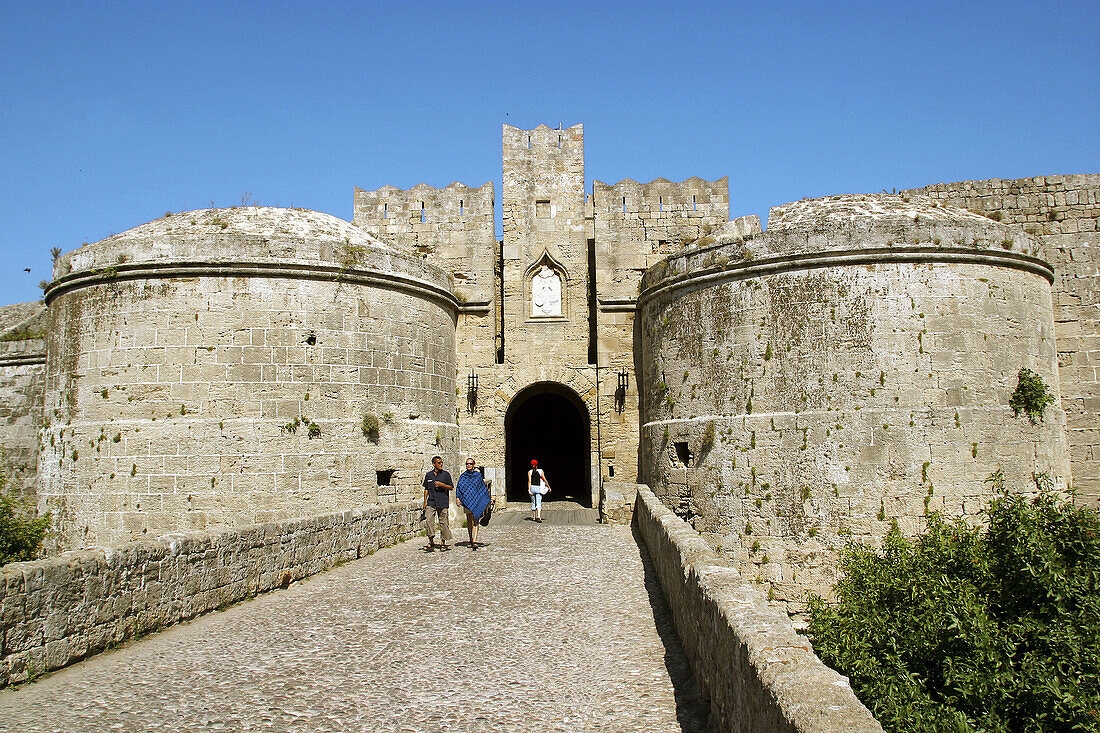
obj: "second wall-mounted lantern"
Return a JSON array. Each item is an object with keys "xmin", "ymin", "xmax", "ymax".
[
  {"xmin": 467, "ymin": 372, "xmax": 479, "ymax": 413},
  {"xmin": 615, "ymin": 369, "xmax": 628, "ymax": 413}
]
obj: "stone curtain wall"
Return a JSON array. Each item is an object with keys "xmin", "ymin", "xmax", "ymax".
[
  {"xmin": 633, "ymin": 484, "xmax": 883, "ymax": 733},
  {"xmin": 638, "ymin": 195, "xmax": 1068, "ymax": 612},
  {"xmin": 589, "ymin": 178, "xmax": 730, "ymax": 485},
  {"xmin": 0, "ymin": 339, "xmax": 45, "ymax": 500},
  {"xmin": 39, "ymin": 208, "xmax": 459, "ymax": 551},
  {"xmin": 0, "ymin": 303, "xmax": 47, "ymax": 501},
  {"xmin": 591, "ymin": 177, "xmax": 730, "ymax": 303},
  {"xmin": 353, "ymin": 181, "xmax": 497, "ymax": 306},
  {"xmin": 0, "ymin": 501, "xmax": 421, "ymax": 686},
  {"xmin": 902, "ymin": 175, "xmax": 1100, "ymax": 503}
]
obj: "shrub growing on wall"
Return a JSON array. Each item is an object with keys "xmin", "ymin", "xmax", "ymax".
[
  {"xmin": 807, "ymin": 480, "xmax": 1100, "ymax": 732},
  {"xmin": 0, "ymin": 466, "xmax": 50, "ymax": 563},
  {"xmin": 1009, "ymin": 368, "xmax": 1055, "ymax": 424}
]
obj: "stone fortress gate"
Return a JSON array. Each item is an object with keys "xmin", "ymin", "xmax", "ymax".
[{"xmin": 0, "ymin": 123, "xmax": 1096, "ymax": 611}]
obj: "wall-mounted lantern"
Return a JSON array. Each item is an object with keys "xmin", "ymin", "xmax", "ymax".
[
  {"xmin": 615, "ymin": 369, "xmax": 628, "ymax": 413},
  {"xmin": 467, "ymin": 372, "xmax": 479, "ymax": 413}
]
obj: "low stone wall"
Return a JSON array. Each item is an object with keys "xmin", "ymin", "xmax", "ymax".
[
  {"xmin": 599, "ymin": 480, "xmax": 638, "ymax": 524},
  {"xmin": 0, "ymin": 501, "xmax": 421, "ymax": 686},
  {"xmin": 633, "ymin": 485, "xmax": 882, "ymax": 733}
]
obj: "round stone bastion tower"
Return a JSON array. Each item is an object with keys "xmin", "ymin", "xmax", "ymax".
[
  {"xmin": 40, "ymin": 207, "xmax": 459, "ymax": 550},
  {"xmin": 638, "ymin": 194, "xmax": 1070, "ymax": 613}
]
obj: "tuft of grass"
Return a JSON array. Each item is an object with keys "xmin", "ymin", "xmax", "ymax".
[{"xmin": 361, "ymin": 413, "xmax": 380, "ymax": 443}]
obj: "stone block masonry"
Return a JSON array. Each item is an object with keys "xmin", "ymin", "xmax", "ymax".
[
  {"xmin": 903, "ymin": 175, "xmax": 1100, "ymax": 504},
  {"xmin": 639, "ymin": 194, "xmax": 1069, "ymax": 612},
  {"xmin": 38, "ymin": 207, "xmax": 459, "ymax": 550},
  {"xmin": 0, "ymin": 338, "xmax": 45, "ymax": 501},
  {"xmin": 353, "ymin": 181, "xmax": 497, "ymax": 306},
  {"xmin": 0, "ymin": 302, "xmax": 47, "ymax": 501},
  {"xmin": 0, "ymin": 499, "xmax": 421, "ymax": 686},
  {"xmin": 633, "ymin": 484, "xmax": 883, "ymax": 732}
]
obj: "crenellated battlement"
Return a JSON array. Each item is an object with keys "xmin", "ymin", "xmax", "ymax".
[
  {"xmin": 353, "ymin": 181, "xmax": 497, "ymax": 305},
  {"xmin": 354, "ymin": 181, "xmax": 495, "ymax": 228},
  {"xmin": 590, "ymin": 175, "xmax": 730, "ymax": 303},
  {"xmin": 591, "ymin": 176, "xmax": 729, "ymax": 220},
  {"xmin": 502, "ymin": 123, "xmax": 583, "ymax": 157}
]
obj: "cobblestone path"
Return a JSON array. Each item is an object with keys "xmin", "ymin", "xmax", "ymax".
[{"xmin": 0, "ymin": 510, "xmax": 709, "ymax": 732}]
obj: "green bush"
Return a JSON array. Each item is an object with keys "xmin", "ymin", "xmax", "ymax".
[
  {"xmin": 361, "ymin": 412, "xmax": 380, "ymax": 443},
  {"xmin": 808, "ymin": 482, "xmax": 1100, "ymax": 732},
  {"xmin": 0, "ymin": 494, "xmax": 50, "ymax": 564},
  {"xmin": 1010, "ymin": 368, "xmax": 1055, "ymax": 424}
]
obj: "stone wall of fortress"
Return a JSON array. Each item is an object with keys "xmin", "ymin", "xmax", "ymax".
[
  {"xmin": 589, "ymin": 177, "xmax": 730, "ymax": 484},
  {"xmin": 1, "ymin": 122, "xmax": 1093, "ymax": 640},
  {"xmin": 0, "ymin": 303, "xmax": 47, "ymax": 501},
  {"xmin": 0, "ymin": 340, "xmax": 44, "ymax": 501},
  {"xmin": 638, "ymin": 194, "xmax": 1069, "ymax": 614},
  {"xmin": 37, "ymin": 208, "xmax": 459, "ymax": 551},
  {"xmin": 902, "ymin": 175, "xmax": 1100, "ymax": 503}
]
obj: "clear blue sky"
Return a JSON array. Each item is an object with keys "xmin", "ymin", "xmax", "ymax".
[{"xmin": 2, "ymin": 0, "xmax": 1097, "ymax": 306}]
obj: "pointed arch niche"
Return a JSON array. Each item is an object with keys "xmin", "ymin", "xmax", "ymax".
[{"xmin": 525, "ymin": 251, "xmax": 570, "ymax": 322}]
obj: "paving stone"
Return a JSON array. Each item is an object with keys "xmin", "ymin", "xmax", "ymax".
[{"xmin": 0, "ymin": 514, "xmax": 709, "ymax": 732}]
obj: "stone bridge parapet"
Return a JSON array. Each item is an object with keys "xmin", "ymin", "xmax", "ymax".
[
  {"xmin": 633, "ymin": 484, "xmax": 883, "ymax": 732},
  {"xmin": 0, "ymin": 501, "xmax": 420, "ymax": 686}
]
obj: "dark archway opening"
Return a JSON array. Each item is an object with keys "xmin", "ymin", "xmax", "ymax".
[{"xmin": 505, "ymin": 382, "xmax": 591, "ymax": 507}]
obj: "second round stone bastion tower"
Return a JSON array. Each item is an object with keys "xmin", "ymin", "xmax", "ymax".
[{"xmin": 639, "ymin": 195, "xmax": 1072, "ymax": 609}]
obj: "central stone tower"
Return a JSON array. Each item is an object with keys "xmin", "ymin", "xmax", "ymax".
[{"xmin": 501, "ymin": 124, "xmax": 588, "ymax": 363}]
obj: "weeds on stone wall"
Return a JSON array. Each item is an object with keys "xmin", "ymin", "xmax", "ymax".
[
  {"xmin": 0, "ymin": 328, "xmax": 45, "ymax": 342},
  {"xmin": 807, "ymin": 477, "xmax": 1100, "ymax": 732},
  {"xmin": 283, "ymin": 416, "xmax": 321, "ymax": 439},
  {"xmin": 1010, "ymin": 368, "xmax": 1055, "ymax": 424},
  {"xmin": 361, "ymin": 413, "xmax": 380, "ymax": 443}
]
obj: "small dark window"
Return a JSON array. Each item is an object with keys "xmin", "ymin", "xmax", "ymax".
[
  {"xmin": 459, "ymin": 199, "xmax": 464, "ymax": 215},
  {"xmin": 420, "ymin": 202, "xmax": 426, "ymax": 223},
  {"xmin": 674, "ymin": 441, "xmax": 693, "ymax": 466},
  {"xmin": 536, "ymin": 199, "xmax": 551, "ymax": 219},
  {"xmin": 383, "ymin": 203, "xmax": 388, "ymax": 219},
  {"xmin": 692, "ymin": 195, "xmax": 697, "ymax": 211},
  {"xmin": 608, "ymin": 465, "xmax": 615, "ymax": 477},
  {"xmin": 305, "ymin": 333, "xmax": 317, "ymax": 346},
  {"xmin": 376, "ymin": 469, "xmax": 395, "ymax": 486},
  {"xmin": 622, "ymin": 196, "xmax": 626, "ymax": 214}
]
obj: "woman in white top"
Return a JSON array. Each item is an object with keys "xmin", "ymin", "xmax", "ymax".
[{"xmin": 527, "ymin": 459, "xmax": 551, "ymax": 523}]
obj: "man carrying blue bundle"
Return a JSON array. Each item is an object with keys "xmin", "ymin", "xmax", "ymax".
[{"xmin": 456, "ymin": 458, "xmax": 493, "ymax": 550}]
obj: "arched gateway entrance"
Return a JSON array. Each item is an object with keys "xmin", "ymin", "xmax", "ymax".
[{"xmin": 505, "ymin": 382, "xmax": 592, "ymax": 507}]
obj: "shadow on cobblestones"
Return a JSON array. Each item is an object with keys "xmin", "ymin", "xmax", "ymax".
[{"xmin": 633, "ymin": 527, "xmax": 714, "ymax": 733}]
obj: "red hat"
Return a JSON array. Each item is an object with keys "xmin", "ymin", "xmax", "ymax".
[{"xmin": 530, "ymin": 459, "xmax": 538, "ymax": 467}]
